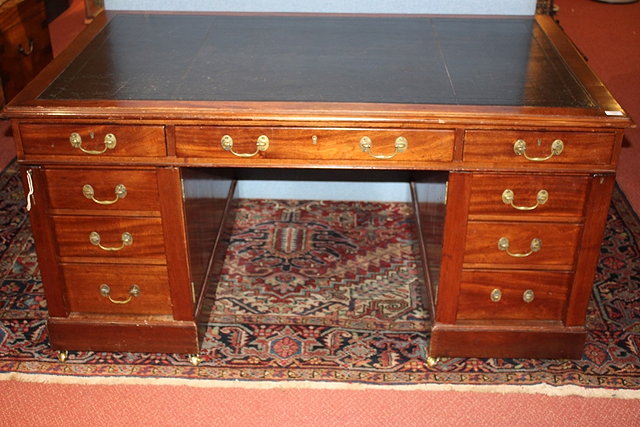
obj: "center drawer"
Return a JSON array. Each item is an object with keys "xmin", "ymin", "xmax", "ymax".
[{"xmin": 175, "ymin": 126, "xmax": 455, "ymax": 162}]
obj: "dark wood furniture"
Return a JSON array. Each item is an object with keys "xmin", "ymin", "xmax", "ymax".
[
  {"xmin": 0, "ymin": 0, "xmax": 52, "ymax": 107},
  {"xmin": 5, "ymin": 12, "xmax": 632, "ymax": 363}
]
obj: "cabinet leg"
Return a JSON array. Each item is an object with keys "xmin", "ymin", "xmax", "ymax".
[
  {"xmin": 57, "ymin": 350, "xmax": 69, "ymax": 362},
  {"xmin": 426, "ymin": 356, "xmax": 439, "ymax": 367}
]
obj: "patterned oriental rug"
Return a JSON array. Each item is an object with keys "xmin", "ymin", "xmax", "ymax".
[{"xmin": 1, "ymin": 161, "xmax": 639, "ymax": 392}]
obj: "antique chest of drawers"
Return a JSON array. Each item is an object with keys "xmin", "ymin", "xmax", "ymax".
[
  {"xmin": 0, "ymin": 0, "xmax": 52, "ymax": 106},
  {"xmin": 4, "ymin": 12, "xmax": 632, "ymax": 362}
]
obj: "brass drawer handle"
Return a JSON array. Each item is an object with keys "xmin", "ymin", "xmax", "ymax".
[
  {"xmin": 523, "ymin": 289, "xmax": 535, "ymax": 303},
  {"xmin": 513, "ymin": 139, "xmax": 563, "ymax": 162},
  {"xmin": 501, "ymin": 189, "xmax": 548, "ymax": 211},
  {"xmin": 99, "ymin": 284, "xmax": 140, "ymax": 304},
  {"xmin": 89, "ymin": 231, "xmax": 133, "ymax": 251},
  {"xmin": 490, "ymin": 288, "xmax": 502, "ymax": 302},
  {"xmin": 359, "ymin": 136, "xmax": 408, "ymax": 159},
  {"xmin": 498, "ymin": 237, "xmax": 541, "ymax": 258},
  {"xmin": 18, "ymin": 38, "xmax": 35, "ymax": 56},
  {"xmin": 70, "ymin": 132, "xmax": 117, "ymax": 155},
  {"xmin": 83, "ymin": 184, "xmax": 127, "ymax": 205},
  {"xmin": 220, "ymin": 134, "xmax": 269, "ymax": 157}
]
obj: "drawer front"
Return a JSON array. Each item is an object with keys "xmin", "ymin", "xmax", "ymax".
[
  {"xmin": 44, "ymin": 168, "xmax": 161, "ymax": 212},
  {"xmin": 457, "ymin": 270, "xmax": 571, "ymax": 321},
  {"xmin": 62, "ymin": 264, "xmax": 172, "ymax": 315},
  {"xmin": 52, "ymin": 216, "xmax": 166, "ymax": 261},
  {"xmin": 468, "ymin": 174, "xmax": 589, "ymax": 219},
  {"xmin": 463, "ymin": 130, "xmax": 615, "ymax": 165},
  {"xmin": 175, "ymin": 127, "xmax": 454, "ymax": 162},
  {"xmin": 463, "ymin": 221, "xmax": 581, "ymax": 268},
  {"xmin": 19, "ymin": 124, "xmax": 166, "ymax": 158}
]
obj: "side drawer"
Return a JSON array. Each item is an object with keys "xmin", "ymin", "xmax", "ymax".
[
  {"xmin": 62, "ymin": 264, "xmax": 173, "ymax": 315},
  {"xmin": 19, "ymin": 124, "xmax": 166, "ymax": 158},
  {"xmin": 52, "ymin": 216, "xmax": 167, "ymax": 261},
  {"xmin": 468, "ymin": 173, "xmax": 589, "ymax": 219},
  {"xmin": 43, "ymin": 168, "xmax": 161, "ymax": 212},
  {"xmin": 175, "ymin": 126, "xmax": 455, "ymax": 162},
  {"xmin": 463, "ymin": 130, "xmax": 616, "ymax": 166},
  {"xmin": 456, "ymin": 270, "xmax": 572, "ymax": 321},
  {"xmin": 463, "ymin": 221, "xmax": 582, "ymax": 269}
]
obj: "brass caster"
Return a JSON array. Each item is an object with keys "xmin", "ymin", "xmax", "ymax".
[
  {"xmin": 57, "ymin": 350, "xmax": 69, "ymax": 362},
  {"xmin": 188, "ymin": 354, "xmax": 202, "ymax": 366},
  {"xmin": 426, "ymin": 356, "xmax": 439, "ymax": 367}
]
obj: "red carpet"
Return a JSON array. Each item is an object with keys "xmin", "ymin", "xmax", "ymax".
[{"xmin": 1, "ymin": 379, "xmax": 640, "ymax": 427}]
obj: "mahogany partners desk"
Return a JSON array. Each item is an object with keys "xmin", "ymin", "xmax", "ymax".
[{"xmin": 5, "ymin": 12, "xmax": 633, "ymax": 363}]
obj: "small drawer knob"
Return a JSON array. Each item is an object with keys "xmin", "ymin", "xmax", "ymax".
[
  {"xmin": 523, "ymin": 289, "xmax": 535, "ymax": 303},
  {"xmin": 490, "ymin": 288, "xmax": 502, "ymax": 302}
]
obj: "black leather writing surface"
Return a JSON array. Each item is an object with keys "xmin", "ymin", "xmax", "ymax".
[{"xmin": 40, "ymin": 14, "xmax": 595, "ymax": 108}]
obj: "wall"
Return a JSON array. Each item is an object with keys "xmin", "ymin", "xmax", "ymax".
[
  {"xmin": 104, "ymin": 0, "xmax": 537, "ymax": 201},
  {"xmin": 104, "ymin": 0, "xmax": 536, "ymax": 15}
]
